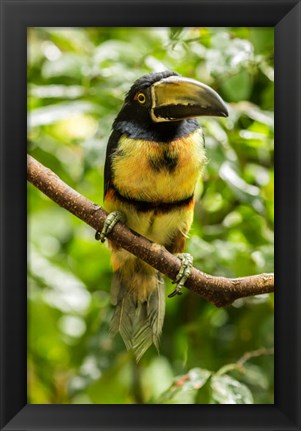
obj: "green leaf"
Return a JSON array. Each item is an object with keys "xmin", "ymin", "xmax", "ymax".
[
  {"xmin": 211, "ymin": 374, "xmax": 253, "ymax": 404},
  {"xmin": 219, "ymin": 161, "xmax": 260, "ymax": 199},
  {"xmin": 195, "ymin": 377, "xmax": 212, "ymax": 404},
  {"xmin": 221, "ymin": 69, "xmax": 253, "ymax": 102},
  {"xmin": 169, "ymin": 28, "xmax": 184, "ymax": 41},
  {"xmin": 42, "ymin": 53, "xmax": 89, "ymax": 80},
  {"xmin": 142, "ymin": 357, "xmax": 174, "ymax": 401},
  {"xmin": 30, "ymin": 84, "xmax": 85, "ymax": 99},
  {"xmin": 28, "ymin": 101, "xmax": 96, "ymax": 127},
  {"xmin": 157, "ymin": 368, "xmax": 212, "ymax": 404},
  {"xmin": 207, "ymin": 32, "xmax": 254, "ymax": 77}
]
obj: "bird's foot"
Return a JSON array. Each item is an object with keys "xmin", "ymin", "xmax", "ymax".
[
  {"xmin": 95, "ymin": 211, "xmax": 126, "ymax": 243},
  {"xmin": 168, "ymin": 253, "xmax": 193, "ymax": 298}
]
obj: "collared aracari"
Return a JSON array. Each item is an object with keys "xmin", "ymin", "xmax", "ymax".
[{"xmin": 98, "ymin": 71, "xmax": 228, "ymax": 361}]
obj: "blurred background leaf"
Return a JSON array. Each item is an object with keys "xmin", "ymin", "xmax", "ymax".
[{"xmin": 27, "ymin": 27, "xmax": 274, "ymax": 404}]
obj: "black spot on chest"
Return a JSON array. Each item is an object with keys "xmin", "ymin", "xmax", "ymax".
[{"xmin": 149, "ymin": 149, "xmax": 178, "ymax": 173}]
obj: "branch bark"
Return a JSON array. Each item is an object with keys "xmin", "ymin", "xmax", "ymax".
[{"xmin": 27, "ymin": 155, "xmax": 274, "ymax": 307}]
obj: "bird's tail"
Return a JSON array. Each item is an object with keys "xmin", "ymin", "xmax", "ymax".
[{"xmin": 110, "ymin": 259, "xmax": 165, "ymax": 362}]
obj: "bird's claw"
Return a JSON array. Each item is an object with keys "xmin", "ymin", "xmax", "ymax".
[
  {"xmin": 95, "ymin": 211, "xmax": 126, "ymax": 243},
  {"xmin": 168, "ymin": 253, "xmax": 193, "ymax": 298}
]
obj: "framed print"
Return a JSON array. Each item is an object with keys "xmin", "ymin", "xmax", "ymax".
[{"xmin": 0, "ymin": 0, "xmax": 300, "ymax": 430}]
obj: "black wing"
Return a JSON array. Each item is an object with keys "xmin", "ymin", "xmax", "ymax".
[{"xmin": 103, "ymin": 129, "xmax": 122, "ymax": 199}]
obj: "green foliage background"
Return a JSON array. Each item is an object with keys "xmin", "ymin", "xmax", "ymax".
[{"xmin": 27, "ymin": 27, "xmax": 274, "ymax": 404}]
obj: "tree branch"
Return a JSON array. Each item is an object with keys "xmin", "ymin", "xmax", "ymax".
[{"xmin": 27, "ymin": 155, "xmax": 274, "ymax": 307}]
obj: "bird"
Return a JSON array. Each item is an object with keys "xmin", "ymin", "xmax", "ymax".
[{"xmin": 97, "ymin": 71, "xmax": 228, "ymax": 361}]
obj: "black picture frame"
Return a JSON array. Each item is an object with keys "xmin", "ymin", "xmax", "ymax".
[{"xmin": 0, "ymin": 0, "xmax": 300, "ymax": 430}]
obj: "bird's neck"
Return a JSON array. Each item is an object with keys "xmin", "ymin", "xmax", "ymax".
[{"xmin": 113, "ymin": 118, "xmax": 199, "ymax": 143}]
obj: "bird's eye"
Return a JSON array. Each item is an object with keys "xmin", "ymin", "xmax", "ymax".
[{"xmin": 137, "ymin": 93, "xmax": 146, "ymax": 104}]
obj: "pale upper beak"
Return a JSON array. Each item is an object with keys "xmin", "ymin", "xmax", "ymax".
[{"xmin": 150, "ymin": 75, "xmax": 228, "ymax": 122}]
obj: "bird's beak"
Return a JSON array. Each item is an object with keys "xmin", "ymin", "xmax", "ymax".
[{"xmin": 150, "ymin": 76, "xmax": 228, "ymax": 122}]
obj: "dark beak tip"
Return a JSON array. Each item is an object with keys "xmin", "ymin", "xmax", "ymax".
[{"xmin": 218, "ymin": 103, "xmax": 229, "ymax": 118}]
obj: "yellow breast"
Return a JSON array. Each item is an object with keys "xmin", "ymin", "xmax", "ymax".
[{"xmin": 111, "ymin": 129, "xmax": 206, "ymax": 203}]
